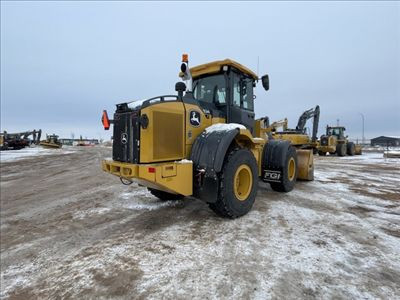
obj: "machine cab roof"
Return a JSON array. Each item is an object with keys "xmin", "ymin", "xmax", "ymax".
[{"xmin": 181, "ymin": 59, "xmax": 258, "ymax": 80}]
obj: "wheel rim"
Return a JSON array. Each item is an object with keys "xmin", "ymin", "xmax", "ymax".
[
  {"xmin": 288, "ymin": 157, "xmax": 296, "ymax": 181},
  {"xmin": 234, "ymin": 164, "xmax": 253, "ymax": 201}
]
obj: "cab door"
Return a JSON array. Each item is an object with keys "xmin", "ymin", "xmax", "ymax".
[{"xmin": 229, "ymin": 71, "xmax": 255, "ymax": 133}]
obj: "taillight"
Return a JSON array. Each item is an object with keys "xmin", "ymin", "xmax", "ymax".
[
  {"xmin": 148, "ymin": 167, "xmax": 156, "ymax": 173},
  {"xmin": 102, "ymin": 110, "xmax": 110, "ymax": 130}
]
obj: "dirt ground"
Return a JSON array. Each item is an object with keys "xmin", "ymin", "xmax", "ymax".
[{"xmin": 1, "ymin": 147, "xmax": 399, "ymax": 299}]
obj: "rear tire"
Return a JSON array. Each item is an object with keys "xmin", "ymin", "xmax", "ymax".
[
  {"xmin": 148, "ymin": 188, "xmax": 184, "ymax": 201},
  {"xmin": 270, "ymin": 146, "xmax": 298, "ymax": 192},
  {"xmin": 209, "ymin": 148, "xmax": 258, "ymax": 218},
  {"xmin": 336, "ymin": 144, "xmax": 346, "ymax": 156},
  {"xmin": 347, "ymin": 142, "xmax": 355, "ymax": 156}
]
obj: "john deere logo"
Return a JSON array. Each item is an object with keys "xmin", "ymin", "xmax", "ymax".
[
  {"xmin": 121, "ymin": 133, "xmax": 128, "ymax": 144},
  {"xmin": 189, "ymin": 111, "xmax": 201, "ymax": 127}
]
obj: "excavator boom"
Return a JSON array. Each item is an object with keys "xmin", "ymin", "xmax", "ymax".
[{"xmin": 295, "ymin": 105, "xmax": 320, "ymax": 142}]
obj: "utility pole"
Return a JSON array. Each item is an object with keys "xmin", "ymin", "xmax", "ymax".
[{"xmin": 359, "ymin": 113, "xmax": 365, "ymax": 145}]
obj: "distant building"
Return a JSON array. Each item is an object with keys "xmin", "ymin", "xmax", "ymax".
[
  {"xmin": 370, "ymin": 136, "xmax": 400, "ymax": 147},
  {"xmin": 59, "ymin": 138, "xmax": 99, "ymax": 146}
]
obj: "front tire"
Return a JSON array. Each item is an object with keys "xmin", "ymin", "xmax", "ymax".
[
  {"xmin": 209, "ymin": 148, "xmax": 258, "ymax": 218},
  {"xmin": 336, "ymin": 144, "xmax": 346, "ymax": 156},
  {"xmin": 347, "ymin": 142, "xmax": 355, "ymax": 156},
  {"xmin": 148, "ymin": 188, "xmax": 184, "ymax": 201}
]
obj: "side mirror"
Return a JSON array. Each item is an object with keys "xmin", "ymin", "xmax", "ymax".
[{"xmin": 261, "ymin": 74, "xmax": 269, "ymax": 91}]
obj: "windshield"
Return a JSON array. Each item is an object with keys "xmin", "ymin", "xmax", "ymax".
[
  {"xmin": 328, "ymin": 128, "xmax": 342, "ymax": 136},
  {"xmin": 193, "ymin": 74, "xmax": 226, "ymax": 104}
]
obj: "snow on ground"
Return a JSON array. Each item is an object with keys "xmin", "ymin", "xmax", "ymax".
[
  {"xmin": 340, "ymin": 152, "xmax": 400, "ymax": 164},
  {"xmin": 1, "ymin": 147, "xmax": 399, "ymax": 299},
  {"xmin": 118, "ymin": 188, "xmax": 182, "ymax": 211},
  {"xmin": 362, "ymin": 146, "xmax": 400, "ymax": 152},
  {"xmin": 0, "ymin": 146, "xmax": 75, "ymax": 162}
]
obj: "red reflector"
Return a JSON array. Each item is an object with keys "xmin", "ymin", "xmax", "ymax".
[
  {"xmin": 102, "ymin": 110, "xmax": 110, "ymax": 130},
  {"xmin": 148, "ymin": 167, "xmax": 156, "ymax": 173}
]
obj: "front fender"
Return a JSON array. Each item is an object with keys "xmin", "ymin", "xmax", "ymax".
[{"xmin": 190, "ymin": 128, "xmax": 240, "ymax": 202}]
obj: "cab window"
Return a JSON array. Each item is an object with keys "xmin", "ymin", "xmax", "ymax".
[
  {"xmin": 193, "ymin": 74, "xmax": 226, "ymax": 104},
  {"xmin": 233, "ymin": 75, "xmax": 241, "ymax": 107},
  {"xmin": 328, "ymin": 128, "xmax": 341, "ymax": 136},
  {"xmin": 242, "ymin": 78, "xmax": 254, "ymax": 110},
  {"xmin": 232, "ymin": 72, "xmax": 254, "ymax": 111}
]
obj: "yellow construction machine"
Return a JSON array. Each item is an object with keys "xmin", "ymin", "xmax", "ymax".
[
  {"xmin": 40, "ymin": 134, "xmax": 62, "ymax": 149},
  {"xmin": 254, "ymin": 106, "xmax": 320, "ymax": 180},
  {"xmin": 101, "ymin": 55, "xmax": 315, "ymax": 218},
  {"xmin": 317, "ymin": 126, "xmax": 362, "ymax": 156},
  {"xmin": 258, "ymin": 106, "xmax": 320, "ymax": 151}
]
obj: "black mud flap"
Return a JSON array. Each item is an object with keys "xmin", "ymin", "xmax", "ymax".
[
  {"xmin": 263, "ymin": 170, "xmax": 283, "ymax": 183},
  {"xmin": 190, "ymin": 128, "xmax": 239, "ymax": 203},
  {"xmin": 261, "ymin": 140, "xmax": 290, "ymax": 184}
]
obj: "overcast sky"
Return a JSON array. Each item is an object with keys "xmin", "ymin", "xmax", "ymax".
[{"xmin": 1, "ymin": 1, "xmax": 399, "ymax": 140}]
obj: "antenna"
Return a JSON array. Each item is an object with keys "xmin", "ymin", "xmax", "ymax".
[
  {"xmin": 337, "ymin": 119, "xmax": 340, "ymax": 126},
  {"xmin": 257, "ymin": 56, "xmax": 259, "ymax": 78}
]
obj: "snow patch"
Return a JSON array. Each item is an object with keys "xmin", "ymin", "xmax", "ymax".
[
  {"xmin": 0, "ymin": 262, "xmax": 36, "ymax": 298},
  {"xmin": 118, "ymin": 189, "xmax": 181, "ymax": 211},
  {"xmin": 205, "ymin": 123, "xmax": 245, "ymax": 133},
  {"xmin": 0, "ymin": 147, "xmax": 75, "ymax": 163},
  {"xmin": 175, "ymin": 159, "xmax": 192, "ymax": 164},
  {"xmin": 127, "ymin": 99, "xmax": 147, "ymax": 109},
  {"xmin": 253, "ymin": 137, "xmax": 265, "ymax": 142},
  {"xmin": 73, "ymin": 207, "xmax": 112, "ymax": 220},
  {"xmin": 340, "ymin": 152, "xmax": 400, "ymax": 164}
]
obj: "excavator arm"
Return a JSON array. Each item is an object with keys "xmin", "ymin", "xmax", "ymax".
[{"xmin": 295, "ymin": 105, "xmax": 320, "ymax": 142}]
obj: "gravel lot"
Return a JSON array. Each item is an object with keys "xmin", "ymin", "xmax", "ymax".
[{"xmin": 1, "ymin": 147, "xmax": 399, "ymax": 299}]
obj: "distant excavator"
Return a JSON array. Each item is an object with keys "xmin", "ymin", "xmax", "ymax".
[
  {"xmin": 0, "ymin": 129, "xmax": 42, "ymax": 150},
  {"xmin": 259, "ymin": 105, "xmax": 320, "ymax": 151},
  {"xmin": 295, "ymin": 106, "xmax": 320, "ymax": 139}
]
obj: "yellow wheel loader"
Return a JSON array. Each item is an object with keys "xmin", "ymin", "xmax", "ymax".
[
  {"xmin": 317, "ymin": 126, "xmax": 362, "ymax": 156},
  {"xmin": 101, "ymin": 55, "xmax": 314, "ymax": 218}
]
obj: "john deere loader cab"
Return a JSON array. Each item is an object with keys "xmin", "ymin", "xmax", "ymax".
[
  {"xmin": 318, "ymin": 125, "xmax": 359, "ymax": 156},
  {"xmin": 327, "ymin": 126, "xmax": 345, "ymax": 139},
  {"xmin": 186, "ymin": 59, "xmax": 262, "ymax": 133},
  {"xmin": 102, "ymin": 55, "xmax": 314, "ymax": 219}
]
